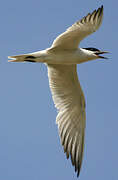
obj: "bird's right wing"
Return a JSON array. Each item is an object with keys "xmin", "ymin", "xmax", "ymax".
[
  {"xmin": 51, "ymin": 6, "xmax": 103, "ymax": 50},
  {"xmin": 47, "ymin": 64, "xmax": 86, "ymax": 176}
]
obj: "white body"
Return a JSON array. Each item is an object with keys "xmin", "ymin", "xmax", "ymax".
[{"xmin": 29, "ymin": 48, "xmax": 98, "ymax": 64}]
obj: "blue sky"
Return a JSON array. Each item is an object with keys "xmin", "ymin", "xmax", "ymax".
[{"xmin": 0, "ymin": 0, "xmax": 117, "ymax": 179}]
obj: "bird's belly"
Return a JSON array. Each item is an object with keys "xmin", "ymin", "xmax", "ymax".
[{"xmin": 47, "ymin": 51, "xmax": 81, "ymax": 64}]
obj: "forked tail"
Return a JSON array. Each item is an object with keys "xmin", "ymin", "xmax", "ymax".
[{"xmin": 8, "ymin": 54, "xmax": 38, "ymax": 63}]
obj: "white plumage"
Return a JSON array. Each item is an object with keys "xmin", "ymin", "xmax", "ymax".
[
  {"xmin": 48, "ymin": 64, "xmax": 86, "ymax": 176},
  {"xmin": 8, "ymin": 5, "xmax": 107, "ymax": 177},
  {"xmin": 51, "ymin": 7, "xmax": 103, "ymax": 50}
]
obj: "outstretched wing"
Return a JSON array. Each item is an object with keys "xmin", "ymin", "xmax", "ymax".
[
  {"xmin": 51, "ymin": 6, "xmax": 103, "ymax": 50},
  {"xmin": 47, "ymin": 64, "xmax": 86, "ymax": 176}
]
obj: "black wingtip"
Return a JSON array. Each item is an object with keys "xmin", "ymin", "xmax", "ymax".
[
  {"xmin": 97, "ymin": 5, "xmax": 104, "ymax": 18},
  {"xmin": 101, "ymin": 5, "xmax": 103, "ymax": 10},
  {"xmin": 77, "ymin": 169, "xmax": 80, "ymax": 178},
  {"xmin": 97, "ymin": 5, "xmax": 103, "ymax": 12},
  {"xmin": 76, "ymin": 162, "xmax": 81, "ymax": 177},
  {"xmin": 100, "ymin": 5, "xmax": 104, "ymax": 12}
]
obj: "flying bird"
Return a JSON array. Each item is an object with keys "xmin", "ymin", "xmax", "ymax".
[{"xmin": 8, "ymin": 5, "xmax": 108, "ymax": 177}]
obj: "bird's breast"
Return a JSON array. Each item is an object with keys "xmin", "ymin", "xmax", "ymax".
[{"xmin": 47, "ymin": 49, "xmax": 84, "ymax": 64}]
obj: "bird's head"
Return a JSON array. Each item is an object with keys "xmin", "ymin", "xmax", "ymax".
[{"xmin": 82, "ymin": 47, "xmax": 108, "ymax": 60}]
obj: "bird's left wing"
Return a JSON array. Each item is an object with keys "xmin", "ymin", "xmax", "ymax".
[
  {"xmin": 51, "ymin": 6, "xmax": 103, "ymax": 50},
  {"xmin": 47, "ymin": 64, "xmax": 86, "ymax": 176}
]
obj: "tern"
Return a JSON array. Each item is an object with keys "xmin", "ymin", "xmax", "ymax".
[{"xmin": 8, "ymin": 5, "xmax": 108, "ymax": 177}]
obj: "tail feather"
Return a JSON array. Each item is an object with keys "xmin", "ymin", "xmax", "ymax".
[{"xmin": 8, "ymin": 54, "xmax": 37, "ymax": 62}]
